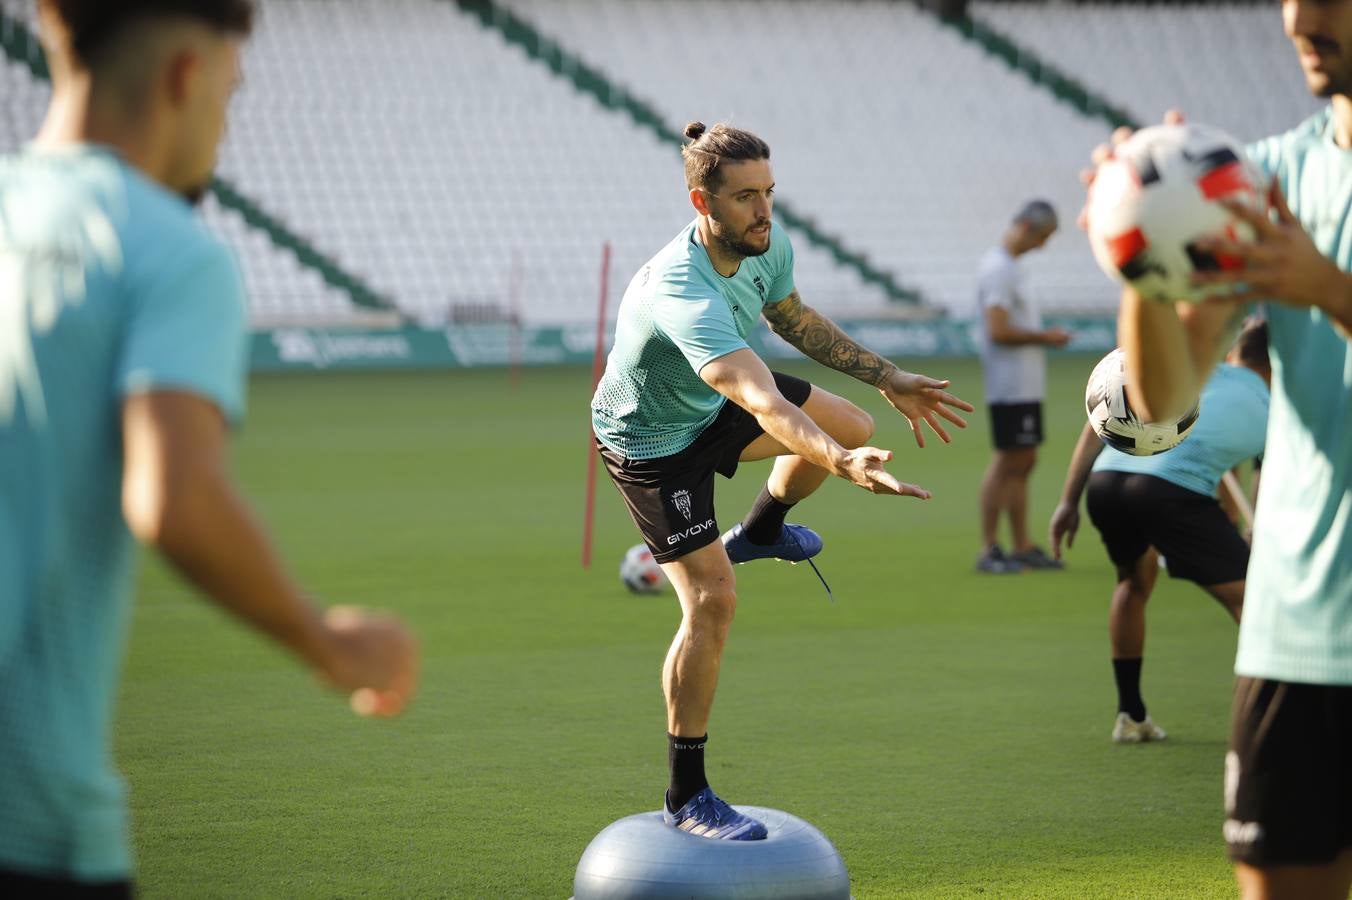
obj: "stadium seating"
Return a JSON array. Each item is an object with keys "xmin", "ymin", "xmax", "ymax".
[
  {"xmin": 0, "ymin": 47, "xmax": 368, "ymax": 326},
  {"xmin": 2, "ymin": 0, "xmax": 1325, "ymax": 325},
  {"xmin": 972, "ymin": 1, "xmax": 1324, "ymax": 145}
]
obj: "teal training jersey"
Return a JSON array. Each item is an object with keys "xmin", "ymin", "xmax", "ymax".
[
  {"xmin": 591, "ymin": 219, "xmax": 795, "ymax": 459},
  {"xmin": 1236, "ymin": 109, "xmax": 1352, "ymax": 684},
  {"xmin": 0, "ymin": 146, "xmax": 247, "ymax": 879},
  {"xmin": 1092, "ymin": 363, "xmax": 1268, "ymax": 497}
]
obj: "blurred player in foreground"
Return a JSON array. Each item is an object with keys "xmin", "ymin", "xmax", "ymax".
[
  {"xmin": 974, "ymin": 200, "xmax": 1072, "ymax": 574},
  {"xmin": 591, "ymin": 121, "xmax": 972, "ymax": 840},
  {"xmin": 0, "ymin": 2, "xmax": 418, "ymax": 894},
  {"xmin": 1096, "ymin": 0, "xmax": 1352, "ymax": 894},
  {"xmin": 1049, "ymin": 319, "xmax": 1269, "ymax": 743}
]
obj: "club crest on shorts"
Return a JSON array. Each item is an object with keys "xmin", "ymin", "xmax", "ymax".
[{"xmin": 670, "ymin": 489, "xmax": 692, "ymax": 522}]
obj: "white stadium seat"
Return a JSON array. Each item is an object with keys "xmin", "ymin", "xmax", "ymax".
[{"xmin": 2, "ymin": 0, "xmax": 1321, "ymax": 324}]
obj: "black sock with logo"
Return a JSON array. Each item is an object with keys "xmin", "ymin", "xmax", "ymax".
[
  {"xmin": 742, "ymin": 485, "xmax": 795, "ymax": 545},
  {"xmin": 667, "ymin": 733, "xmax": 709, "ymax": 813},
  {"xmin": 1112, "ymin": 657, "xmax": 1147, "ymax": 722}
]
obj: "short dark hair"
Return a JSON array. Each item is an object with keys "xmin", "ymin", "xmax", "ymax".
[
  {"xmin": 1232, "ymin": 316, "xmax": 1270, "ymax": 371},
  {"xmin": 1013, "ymin": 199, "xmax": 1058, "ymax": 231},
  {"xmin": 681, "ymin": 121, "xmax": 770, "ymax": 193},
  {"xmin": 42, "ymin": 0, "xmax": 255, "ymax": 64}
]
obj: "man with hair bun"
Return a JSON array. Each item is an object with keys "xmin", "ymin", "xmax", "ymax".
[
  {"xmin": 592, "ymin": 120, "xmax": 973, "ymax": 840},
  {"xmin": 0, "ymin": 1, "xmax": 418, "ymax": 893}
]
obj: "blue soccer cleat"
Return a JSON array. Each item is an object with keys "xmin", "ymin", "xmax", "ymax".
[
  {"xmin": 721, "ymin": 522, "xmax": 823, "ymax": 564},
  {"xmin": 663, "ymin": 787, "xmax": 768, "ymax": 840}
]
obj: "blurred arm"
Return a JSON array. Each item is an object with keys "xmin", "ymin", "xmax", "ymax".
[
  {"xmin": 1058, "ymin": 421, "xmax": 1107, "ymax": 509},
  {"xmin": 1118, "ymin": 288, "xmax": 1242, "ymax": 422},
  {"xmin": 121, "ymin": 391, "xmax": 417, "ymax": 712},
  {"xmin": 985, "ymin": 305, "xmax": 1065, "ymax": 347},
  {"xmin": 1048, "ymin": 421, "xmax": 1106, "ymax": 560}
]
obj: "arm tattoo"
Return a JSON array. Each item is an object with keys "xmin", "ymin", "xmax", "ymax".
[{"xmin": 763, "ymin": 290, "xmax": 896, "ymax": 387}]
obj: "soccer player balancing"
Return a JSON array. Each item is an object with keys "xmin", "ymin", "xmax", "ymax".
[
  {"xmin": 1049, "ymin": 319, "xmax": 1270, "ymax": 744},
  {"xmin": 0, "ymin": 2, "xmax": 418, "ymax": 894},
  {"xmin": 1088, "ymin": 0, "xmax": 1352, "ymax": 894},
  {"xmin": 591, "ymin": 121, "xmax": 974, "ymax": 840}
]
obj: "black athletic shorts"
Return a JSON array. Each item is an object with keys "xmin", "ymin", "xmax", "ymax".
[
  {"xmin": 988, "ymin": 401, "xmax": 1043, "ymax": 450},
  {"xmin": 0, "ymin": 869, "xmax": 133, "ymax": 898},
  {"xmin": 1085, "ymin": 470, "xmax": 1249, "ymax": 586},
  {"xmin": 596, "ymin": 372, "xmax": 813, "ymax": 563},
  {"xmin": 1225, "ymin": 676, "xmax": 1352, "ymax": 866}
]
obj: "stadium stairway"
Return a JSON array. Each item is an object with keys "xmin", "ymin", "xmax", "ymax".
[
  {"xmin": 0, "ymin": 2, "xmax": 399, "ymax": 328},
  {"xmin": 493, "ymin": 0, "xmax": 1118, "ymax": 316},
  {"xmin": 451, "ymin": 0, "xmax": 929, "ymax": 309}
]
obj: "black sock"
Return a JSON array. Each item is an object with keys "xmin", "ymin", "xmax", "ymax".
[
  {"xmin": 667, "ymin": 733, "xmax": 709, "ymax": 812},
  {"xmin": 742, "ymin": 485, "xmax": 795, "ymax": 545},
  {"xmin": 1112, "ymin": 657, "xmax": 1147, "ymax": 722}
]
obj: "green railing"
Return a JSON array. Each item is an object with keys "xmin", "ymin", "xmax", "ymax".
[
  {"xmin": 452, "ymin": 0, "xmax": 927, "ymax": 305},
  {"xmin": 937, "ymin": 11, "xmax": 1141, "ymax": 131},
  {"xmin": 0, "ymin": 10, "xmax": 398, "ymax": 314}
]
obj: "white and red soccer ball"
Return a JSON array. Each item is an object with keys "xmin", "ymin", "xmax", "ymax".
[
  {"xmin": 1087, "ymin": 123, "xmax": 1269, "ymax": 302},
  {"xmin": 619, "ymin": 543, "xmax": 667, "ymax": 594},
  {"xmin": 1085, "ymin": 348, "xmax": 1199, "ymax": 456}
]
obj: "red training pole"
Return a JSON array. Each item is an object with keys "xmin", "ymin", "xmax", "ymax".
[
  {"xmin": 507, "ymin": 248, "xmax": 524, "ymax": 392},
  {"xmin": 581, "ymin": 241, "xmax": 613, "ymax": 568}
]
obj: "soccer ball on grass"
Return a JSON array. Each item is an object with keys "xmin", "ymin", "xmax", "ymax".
[{"xmin": 619, "ymin": 543, "xmax": 667, "ymax": 594}]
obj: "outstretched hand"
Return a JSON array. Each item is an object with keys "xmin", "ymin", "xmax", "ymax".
[
  {"xmin": 839, "ymin": 447, "xmax": 931, "ymax": 498},
  {"xmin": 878, "ymin": 371, "xmax": 974, "ymax": 448}
]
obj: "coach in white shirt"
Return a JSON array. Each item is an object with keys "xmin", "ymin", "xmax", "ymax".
[{"xmin": 975, "ymin": 200, "xmax": 1071, "ymax": 574}]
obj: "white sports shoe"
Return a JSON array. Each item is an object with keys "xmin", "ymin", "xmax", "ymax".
[{"xmin": 1112, "ymin": 712, "xmax": 1168, "ymax": 743}]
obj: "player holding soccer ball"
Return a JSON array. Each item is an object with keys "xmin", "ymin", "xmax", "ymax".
[
  {"xmin": 1089, "ymin": 1, "xmax": 1352, "ymax": 894},
  {"xmin": 1049, "ymin": 319, "xmax": 1269, "ymax": 744},
  {"xmin": 591, "ymin": 122, "xmax": 973, "ymax": 841}
]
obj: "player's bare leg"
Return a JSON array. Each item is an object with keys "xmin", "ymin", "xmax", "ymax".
[
  {"xmin": 1235, "ymin": 848, "xmax": 1352, "ymax": 900},
  {"xmin": 723, "ymin": 386, "xmax": 872, "ymax": 564},
  {"xmin": 979, "ymin": 447, "xmax": 1036, "ymax": 570},
  {"xmin": 738, "ymin": 386, "xmax": 874, "ymax": 499},
  {"xmin": 1004, "ymin": 447, "xmax": 1038, "ymax": 553},
  {"xmin": 1110, "ymin": 549, "xmax": 1159, "ymax": 659},
  {"xmin": 656, "ymin": 540, "xmax": 766, "ymax": 840},
  {"xmin": 1203, "ymin": 580, "xmax": 1245, "ymax": 624},
  {"xmin": 659, "ymin": 541, "xmax": 737, "ymax": 738},
  {"xmin": 1110, "ymin": 549, "xmax": 1166, "ymax": 742}
]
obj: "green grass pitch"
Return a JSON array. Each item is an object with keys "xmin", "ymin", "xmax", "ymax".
[{"xmin": 119, "ymin": 354, "xmax": 1241, "ymax": 898}]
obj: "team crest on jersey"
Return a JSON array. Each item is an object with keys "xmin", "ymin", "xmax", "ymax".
[
  {"xmin": 752, "ymin": 275, "xmax": 766, "ymax": 301},
  {"xmin": 670, "ymin": 489, "xmax": 693, "ymax": 522}
]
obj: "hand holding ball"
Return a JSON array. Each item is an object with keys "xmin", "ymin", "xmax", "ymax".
[{"xmin": 1087, "ymin": 123, "xmax": 1269, "ymax": 303}]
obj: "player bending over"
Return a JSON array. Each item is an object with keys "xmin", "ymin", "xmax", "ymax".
[
  {"xmin": 1050, "ymin": 319, "xmax": 1269, "ymax": 743},
  {"xmin": 591, "ymin": 121, "xmax": 973, "ymax": 840}
]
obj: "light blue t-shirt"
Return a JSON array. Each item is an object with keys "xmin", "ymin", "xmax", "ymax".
[
  {"xmin": 591, "ymin": 219, "xmax": 795, "ymax": 459},
  {"xmin": 1092, "ymin": 363, "xmax": 1269, "ymax": 497},
  {"xmin": 1235, "ymin": 109, "xmax": 1352, "ymax": 684},
  {"xmin": 0, "ymin": 146, "xmax": 247, "ymax": 879}
]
